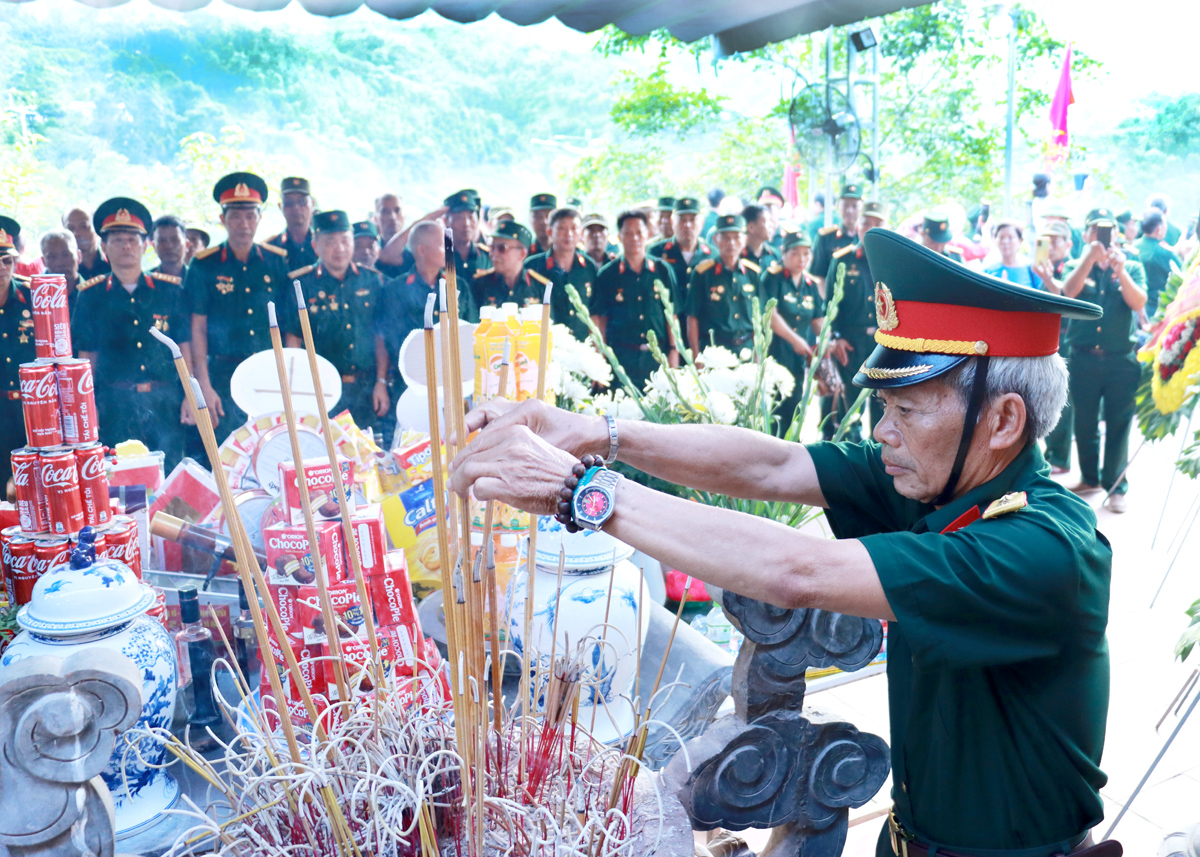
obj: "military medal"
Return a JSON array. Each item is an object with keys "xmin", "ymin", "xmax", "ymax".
[{"xmin": 216, "ymin": 276, "xmax": 235, "ymax": 295}]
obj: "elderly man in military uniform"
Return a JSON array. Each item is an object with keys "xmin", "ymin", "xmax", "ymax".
[
  {"xmin": 0, "ymin": 216, "xmax": 35, "ymax": 487},
  {"xmin": 762, "ymin": 231, "xmax": 822, "ymax": 436},
  {"xmin": 446, "ymin": 190, "xmax": 491, "ymax": 288},
  {"xmin": 649, "ymin": 197, "xmax": 716, "ymax": 331},
  {"xmin": 184, "ymin": 171, "xmax": 289, "ymax": 436},
  {"xmin": 809, "ymin": 183, "xmax": 861, "ymax": 291},
  {"xmin": 756, "ymin": 187, "xmax": 786, "ymax": 251},
  {"xmin": 283, "ymin": 210, "xmax": 386, "ymax": 436},
  {"xmin": 63, "ymin": 205, "xmax": 111, "ymax": 283},
  {"xmin": 451, "ymin": 228, "xmax": 1114, "ymax": 857},
  {"xmin": 264, "ymin": 176, "xmax": 317, "ymax": 272},
  {"xmin": 352, "ymin": 220, "xmax": 381, "ymax": 270},
  {"xmin": 1062, "ymin": 207, "xmax": 1147, "ymax": 513},
  {"xmin": 685, "ymin": 214, "xmax": 763, "ymax": 357},
  {"xmin": 150, "ymin": 215, "xmax": 188, "ymax": 283},
  {"xmin": 524, "ymin": 207, "xmax": 595, "ymax": 341},
  {"xmin": 654, "ymin": 197, "xmax": 675, "ymax": 242},
  {"xmin": 528, "ymin": 193, "xmax": 557, "ymax": 258},
  {"xmin": 590, "ymin": 210, "xmax": 679, "ymax": 390},
  {"xmin": 920, "ymin": 208, "xmax": 964, "ymax": 262},
  {"xmin": 185, "ymin": 225, "xmax": 210, "ymax": 265},
  {"xmin": 582, "ymin": 213, "xmax": 616, "ymax": 269},
  {"xmin": 72, "ymin": 198, "xmax": 191, "ymax": 470},
  {"xmin": 472, "ymin": 221, "xmax": 540, "ymax": 313},
  {"xmin": 38, "ymin": 229, "xmax": 83, "ymax": 316},
  {"xmin": 740, "ymin": 205, "xmax": 782, "ymax": 270}
]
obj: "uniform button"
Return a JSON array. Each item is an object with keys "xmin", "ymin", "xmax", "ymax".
[
  {"xmin": 245, "ymin": 288, "xmax": 251, "ymax": 293},
  {"xmin": 249, "ymin": 330, "xmax": 255, "ymax": 336},
  {"xmin": 639, "ymin": 314, "xmax": 644, "ymax": 320},
  {"xmin": 140, "ymin": 365, "xmax": 145, "ymax": 371},
  {"xmin": 346, "ymin": 324, "xmax": 351, "ymax": 330},
  {"xmin": 248, "ymin": 309, "xmax": 253, "ymax": 315},
  {"xmin": 734, "ymin": 313, "xmax": 739, "ymax": 319},
  {"xmin": 136, "ymin": 341, "xmax": 142, "ymax": 348}
]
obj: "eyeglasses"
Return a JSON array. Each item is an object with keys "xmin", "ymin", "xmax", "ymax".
[{"xmin": 0, "ymin": 256, "xmax": 15, "ymax": 266}]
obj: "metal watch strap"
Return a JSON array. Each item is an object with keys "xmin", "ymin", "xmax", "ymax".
[
  {"xmin": 603, "ymin": 414, "xmax": 618, "ymax": 464},
  {"xmin": 575, "ymin": 468, "xmax": 622, "ymax": 531}
]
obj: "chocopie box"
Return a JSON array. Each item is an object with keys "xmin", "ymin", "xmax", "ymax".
[
  {"xmin": 266, "ymin": 582, "xmax": 303, "ymax": 639},
  {"xmin": 296, "ymin": 579, "xmax": 366, "ymax": 645},
  {"xmin": 279, "ymin": 457, "xmax": 355, "ymax": 526},
  {"xmin": 343, "ymin": 503, "xmax": 387, "ymax": 578},
  {"xmin": 261, "ymin": 629, "xmax": 325, "ymax": 707},
  {"xmin": 264, "ymin": 520, "xmax": 345, "ymax": 586},
  {"xmin": 333, "ymin": 627, "xmax": 426, "ymax": 702},
  {"xmin": 369, "ymin": 553, "xmax": 422, "ymax": 643}
]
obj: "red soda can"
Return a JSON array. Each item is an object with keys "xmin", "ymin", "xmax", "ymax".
[
  {"xmin": 107, "ymin": 516, "xmax": 141, "ymax": 578},
  {"xmin": 30, "ymin": 274, "xmax": 72, "ymax": 360},
  {"xmin": 74, "ymin": 443, "xmax": 111, "ymax": 527},
  {"xmin": 11, "ymin": 449, "xmax": 47, "ymax": 534},
  {"xmin": 55, "ymin": 359, "xmax": 99, "ymax": 444},
  {"xmin": 2, "ymin": 532, "xmax": 37, "ymax": 605},
  {"xmin": 27, "ymin": 537, "xmax": 70, "ymax": 603},
  {"xmin": 38, "ymin": 450, "xmax": 84, "ymax": 536},
  {"xmin": 146, "ymin": 587, "xmax": 168, "ymax": 630},
  {"xmin": 19, "ymin": 363, "xmax": 63, "ymax": 448}
]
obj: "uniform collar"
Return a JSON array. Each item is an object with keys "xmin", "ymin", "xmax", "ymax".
[
  {"xmin": 106, "ymin": 272, "xmax": 150, "ymax": 292},
  {"xmin": 912, "ymin": 442, "xmax": 1040, "ymax": 535}
]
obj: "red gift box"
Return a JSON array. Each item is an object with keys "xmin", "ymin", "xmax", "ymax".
[
  {"xmin": 278, "ymin": 457, "xmax": 355, "ymax": 527},
  {"xmin": 266, "ymin": 583, "xmax": 303, "ymax": 639},
  {"xmin": 148, "ymin": 459, "xmax": 220, "ymax": 573},
  {"xmin": 345, "ymin": 503, "xmax": 387, "ymax": 578},
  {"xmin": 264, "ymin": 520, "xmax": 344, "ymax": 586},
  {"xmin": 369, "ymin": 552, "xmax": 420, "ymax": 634},
  {"xmin": 297, "ymin": 579, "xmax": 365, "ymax": 645}
]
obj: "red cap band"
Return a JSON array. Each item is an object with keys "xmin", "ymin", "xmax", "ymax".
[
  {"xmin": 100, "ymin": 209, "xmax": 147, "ymax": 233},
  {"xmin": 886, "ymin": 300, "xmax": 1062, "ymax": 357},
  {"xmin": 218, "ymin": 182, "xmax": 264, "ymax": 204}
]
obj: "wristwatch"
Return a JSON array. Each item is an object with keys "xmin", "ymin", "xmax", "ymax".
[{"xmin": 572, "ymin": 467, "xmax": 623, "ymax": 531}]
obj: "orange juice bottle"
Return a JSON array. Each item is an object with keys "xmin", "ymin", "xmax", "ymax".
[
  {"xmin": 515, "ymin": 305, "xmax": 551, "ymax": 400},
  {"xmin": 473, "ymin": 307, "xmax": 494, "ymax": 401}
]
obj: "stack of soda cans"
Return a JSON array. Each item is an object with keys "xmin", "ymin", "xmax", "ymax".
[{"xmin": 1, "ymin": 274, "xmax": 140, "ymax": 607}]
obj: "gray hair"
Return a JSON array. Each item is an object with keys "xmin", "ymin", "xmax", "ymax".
[
  {"xmin": 946, "ymin": 354, "xmax": 1068, "ymax": 441},
  {"xmin": 407, "ymin": 220, "xmax": 444, "ymax": 253},
  {"xmin": 39, "ymin": 229, "xmax": 77, "ymax": 255}
]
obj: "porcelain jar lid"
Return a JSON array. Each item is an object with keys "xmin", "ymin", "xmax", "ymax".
[
  {"xmin": 17, "ymin": 529, "xmax": 154, "ymax": 636},
  {"xmin": 531, "ymin": 515, "xmax": 635, "ymax": 573}
]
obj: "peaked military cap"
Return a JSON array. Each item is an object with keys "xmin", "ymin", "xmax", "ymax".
[
  {"xmin": 757, "ymin": 186, "xmax": 785, "ymax": 206},
  {"xmin": 565, "ymin": 196, "xmax": 584, "ymax": 209},
  {"xmin": 93, "ymin": 197, "xmax": 153, "ymax": 236},
  {"xmin": 839, "ymin": 183, "xmax": 863, "ymax": 200},
  {"xmin": 313, "ymin": 210, "xmax": 351, "ymax": 234},
  {"xmin": 581, "ymin": 213, "xmax": 609, "ymax": 230},
  {"xmin": 445, "ymin": 190, "xmax": 478, "ymax": 214},
  {"xmin": 655, "ymin": 196, "xmax": 676, "ymax": 211},
  {"xmin": 1039, "ymin": 221, "xmax": 1072, "ymax": 240},
  {"xmin": 714, "ymin": 214, "xmax": 746, "ymax": 233},
  {"xmin": 493, "ymin": 220, "xmax": 533, "ymax": 249},
  {"xmin": 280, "ymin": 176, "xmax": 311, "ymax": 196},
  {"xmin": 922, "ymin": 208, "xmax": 953, "ymax": 243},
  {"xmin": 488, "ymin": 205, "xmax": 515, "ymax": 223},
  {"xmin": 213, "ymin": 172, "xmax": 268, "ymax": 206},
  {"xmin": 1114, "ymin": 209, "xmax": 1133, "ymax": 226},
  {"xmin": 461, "ymin": 188, "xmax": 482, "ymax": 211},
  {"xmin": 673, "ymin": 197, "xmax": 702, "ymax": 214},
  {"xmin": 863, "ymin": 200, "xmax": 888, "ymax": 222},
  {"xmin": 530, "ymin": 193, "xmax": 557, "ymax": 211},
  {"xmin": 186, "ymin": 224, "xmax": 211, "ymax": 247},
  {"xmin": 853, "ymin": 230, "xmax": 1103, "ymax": 389},
  {"xmin": 1084, "ymin": 207, "xmax": 1116, "ymax": 228},
  {"xmin": 353, "ymin": 220, "xmax": 379, "ymax": 241},
  {"xmin": 1042, "ymin": 201, "xmax": 1072, "ymax": 221},
  {"xmin": 781, "ymin": 231, "xmax": 812, "ymax": 251},
  {"xmin": 0, "ymin": 215, "xmax": 20, "ymax": 257}
]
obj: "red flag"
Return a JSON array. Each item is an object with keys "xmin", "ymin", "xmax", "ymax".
[{"xmin": 1049, "ymin": 44, "xmax": 1074, "ymax": 151}]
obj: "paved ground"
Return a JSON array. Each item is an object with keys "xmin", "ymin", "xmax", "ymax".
[{"xmin": 712, "ymin": 418, "xmax": 1200, "ymax": 856}]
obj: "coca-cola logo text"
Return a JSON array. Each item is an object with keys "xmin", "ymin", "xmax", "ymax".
[
  {"xmin": 79, "ymin": 454, "xmax": 104, "ymax": 481},
  {"xmin": 20, "ymin": 373, "xmax": 57, "ymax": 400},
  {"xmin": 39, "ymin": 461, "xmax": 77, "ymax": 488},
  {"xmin": 32, "ymin": 286, "xmax": 67, "ymax": 310},
  {"xmin": 77, "ymin": 365, "xmax": 94, "ymax": 395},
  {"xmin": 29, "ymin": 549, "xmax": 69, "ymax": 575},
  {"xmin": 2, "ymin": 547, "xmax": 31, "ymax": 574},
  {"xmin": 12, "ymin": 461, "xmax": 33, "ymax": 486},
  {"xmin": 109, "ymin": 538, "xmax": 136, "ymax": 563}
]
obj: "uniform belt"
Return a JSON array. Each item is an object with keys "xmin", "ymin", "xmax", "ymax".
[
  {"xmin": 887, "ymin": 810, "xmax": 1112, "ymax": 857},
  {"xmin": 341, "ymin": 372, "xmax": 373, "ymax": 383},
  {"xmin": 611, "ymin": 342, "xmax": 651, "ymax": 352},
  {"xmin": 110, "ymin": 380, "xmax": 169, "ymax": 393},
  {"xmin": 1072, "ymin": 345, "xmax": 1132, "ymax": 358},
  {"xmin": 5, "ymin": 391, "xmax": 20, "ymax": 401}
]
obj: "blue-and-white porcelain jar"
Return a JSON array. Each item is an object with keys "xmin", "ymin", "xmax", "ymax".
[
  {"xmin": 508, "ymin": 516, "xmax": 650, "ymax": 744},
  {"xmin": 0, "ymin": 529, "xmax": 179, "ymax": 836}
]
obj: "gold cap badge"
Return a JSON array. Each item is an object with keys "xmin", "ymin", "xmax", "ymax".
[{"xmin": 875, "ymin": 282, "xmax": 899, "ymax": 331}]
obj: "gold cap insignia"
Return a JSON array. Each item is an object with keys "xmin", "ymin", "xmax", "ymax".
[
  {"xmin": 875, "ymin": 282, "xmax": 899, "ymax": 331},
  {"xmin": 234, "ymin": 182, "xmax": 251, "ymax": 199},
  {"xmin": 0, "ymin": 228, "xmax": 10, "ymax": 247}
]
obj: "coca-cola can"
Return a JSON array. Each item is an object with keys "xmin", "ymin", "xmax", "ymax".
[
  {"xmin": 1, "ymin": 532, "xmax": 36, "ymax": 605},
  {"xmin": 19, "ymin": 363, "xmax": 63, "ymax": 448},
  {"xmin": 146, "ymin": 586, "xmax": 168, "ymax": 630},
  {"xmin": 28, "ymin": 538, "xmax": 71, "ymax": 603},
  {"xmin": 55, "ymin": 359, "xmax": 99, "ymax": 444},
  {"xmin": 11, "ymin": 449, "xmax": 47, "ymax": 534},
  {"xmin": 30, "ymin": 274, "xmax": 72, "ymax": 360},
  {"xmin": 38, "ymin": 450, "xmax": 84, "ymax": 536},
  {"xmin": 74, "ymin": 443, "xmax": 111, "ymax": 527},
  {"xmin": 107, "ymin": 516, "xmax": 141, "ymax": 578}
]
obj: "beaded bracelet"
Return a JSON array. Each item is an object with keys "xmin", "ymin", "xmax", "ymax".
[{"xmin": 555, "ymin": 453, "xmax": 604, "ymax": 533}]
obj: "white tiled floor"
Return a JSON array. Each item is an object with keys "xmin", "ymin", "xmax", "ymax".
[{"xmin": 715, "ymin": 420, "xmax": 1200, "ymax": 856}]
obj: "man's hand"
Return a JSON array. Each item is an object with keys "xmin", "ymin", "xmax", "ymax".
[
  {"xmin": 668, "ymin": 348, "xmax": 680, "ymax": 369},
  {"xmin": 201, "ymin": 383, "xmax": 224, "ymax": 426},
  {"xmin": 448, "ymin": 422, "xmax": 578, "ymax": 514},
  {"xmin": 1107, "ymin": 245, "xmax": 1126, "ymax": 276},
  {"xmin": 830, "ymin": 337, "xmax": 853, "ymax": 367},
  {"xmin": 1033, "ymin": 259, "xmax": 1058, "ymax": 291},
  {"xmin": 180, "ymin": 400, "xmax": 195, "ymax": 426},
  {"xmin": 373, "ymin": 383, "xmax": 390, "ymax": 418},
  {"xmin": 1083, "ymin": 240, "xmax": 1107, "ymax": 266},
  {"xmin": 793, "ymin": 339, "xmax": 815, "ymax": 358},
  {"xmin": 451, "ymin": 398, "xmax": 606, "ymax": 461}
]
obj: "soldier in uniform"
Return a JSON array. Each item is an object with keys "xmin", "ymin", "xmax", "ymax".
[
  {"xmin": 150, "ymin": 215, "xmax": 188, "ymax": 283},
  {"xmin": 266, "ymin": 177, "xmax": 318, "ymax": 272},
  {"xmin": 808, "ymin": 183, "xmax": 861, "ymax": 291},
  {"xmin": 685, "ymin": 214, "xmax": 762, "ymax": 356},
  {"xmin": 0, "ymin": 216, "xmax": 35, "ymax": 487},
  {"xmin": 63, "ymin": 206, "xmax": 111, "ymax": 282},
  {"xmin": 38, "ymin": 229, "xmax": 84, "ymax": 317},
  {"xmin": 649, "ymin": 197, "xmax": 716, "ymax": 331},
  {"xmin": 823, "ymin": 217, "xmax": 885, "ymax": 440},
  {"xmin": 582, "ymin": 213, "xmax": 616, "ymax": 269},
  {"xmin": 762, "ymin": 231, "xmax": 822, "ymax": 436},
  {"xmin": 589, "ymin": 210, "xmax": 679, "ymax": 390},
  {"xmin": 446, "ymin": 190, "xmax": 491, "ymax": 298},
  {"xmin": 283, "ymin": 210, "xmax": 387, "ymax": 436},
  {"xmin": 1041, "ymin": 202, "xmax": 1083, "ymax": 260},
  {"xmin": 1136, "ymin": 208, "xmax": 1182, "ymax": 315},
  {"xmin": 453, "ymin": 229, "xmax": 1114, "ymax": 857},
  {"xmin": 184, "ymin": 171, "xmax": 289, "ymax": 436},
  {"xmin": 756, "ymin": 187, "xmax": 786, "ymax": 251},
  {"xmin": 472, "ymin": 221, "xmax": 540, "ymax": 312},
  {"xmin": 373, "ymin": 193, "xmax": 406, "ymax": 278},
  {"xmin": 72, "ymin": 198, "xmax": 191, "ymax": 470},
  {"xmin": 1062, "ymin": 207, "xmax": 1148, "ymax": 513},
  {"xmin": 352, "ymin": 220, "xmax": 381, "ymax": 270},
  {"xmin": 741, "ymin": 204, "xmax": 782, "ymax": 269},
  {"xmin": 654, "ymin": 197, "xmax": 675, "ymax": 242},
  {"xmin": 920, "ymin": 208, "xmax": 964, "ymax": 263},
  {"xmin": 1034, "ymin": 221, "xmax": 1075, "ymax": 474},
  {"xmin": 185, "ymin": 225, "xmax": 210, "ymax": 265},
  {"xmin": 524, "ymin": 207, "xmax": 596, "ymax": 341},
  {"xmin": 528, "ymin": 193, "xmax": 557, "ymax": 258}
]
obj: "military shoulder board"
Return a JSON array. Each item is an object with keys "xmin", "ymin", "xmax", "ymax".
[
  {"xmin": 767, "ymin": 262, "xmax": 784, "ymax": 275},
  {"xmin": 474, "ymin": 268, "xmax": 495, "ymax": 279},
  {"xmin": 818, "ymin": 225, "xmax": 839, "ymax": 236},
  {"xmin": 150, "ymin": 272, "xmax": 182, "ymax": 285},
  {"xmin": 258, "ymin": 242, "xmax": 288, "ymax": 257},
  {"xmin": 527, "ymin": 269, "xmax": 552, "ymax": 286},
  {"xmin": 741, "ymin": 259, "xmax": 761, "ymax": 274},
  {"xmin": 78, "ymin": 274, "xmax": 107, "ymax": 291},
  {"xmin": 832, "ymin": 244, "xmax": 856, "ymax": 259},
  {"xmin": 193, "ymin": 245, "xmax": 220, "ymax": 260},
  {"xmin": 693, "ymin": 259, "xmax": 717, "ymax": 275},
  {"xmin": 288, "ymin": 264, "xmax": 315, "ymax": 279}
]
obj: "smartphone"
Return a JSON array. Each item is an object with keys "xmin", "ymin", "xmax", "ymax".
[
  {"xmin": 981, "ymin": 203, "xmax": 991, "ymax": 221},
  {"xmin": 1097, "ymin": 225, "xmax": 1112, "ymax": 248},
  {"xmin": 1035, "ymin": 237, "xmax": 1050, "ymax": 265}
]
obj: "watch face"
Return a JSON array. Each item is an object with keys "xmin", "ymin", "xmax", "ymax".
[{"xmin": 578, "ymin": 487, "xmax": 611, "ymax": 520}]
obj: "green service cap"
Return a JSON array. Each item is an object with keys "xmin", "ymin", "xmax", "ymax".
[
  {"xmin": 673, "ymin": 197, "xmax": 702, "ymax": 214},
  {"xmin": 863, "ymin": 200, "xmax": 888, "ymax": 222},
  {"xmin": 313, "ymin": 210, "xmax": 352, "ymax": 234},
  {"xmin": 1085, "ymin": 207, "xmax": 1116, "ymax": 227},
  {"xmin": 582, "ymin": 213, "xmax": 609, "ymax": 230},
  {"xmin": 493, "ymin": 220, "xmax": 533, "ymax": 249},
  {"xmin": 530, "ymin": 193, "xmax": 557, "ymax": 211},
  {"xmin": 445, "ymin": 190, "xmax": 478, "ymax": 214},
  {"xmin": 781, "ymin": 231, "xmax": 812, "ymax": 251},
  {"xmin": 93, "ymin": 197, "xmax": 153, "ymax": 236},
  {"xmin": 280, "ymin": 176, "xmax": 311, "ymax": 196},
  {"xmin": 565, "ymin": 196, "xmax": 584, "ymax": 209},
  {"xmin": 922, "ymin": 209, "xmax": 953, "ymax": 243},
  {"xmin": 0, "ymin": 215, "xmax": 19, "ymax": 256},
  {"xmin": 757, "ymin": 186, "xmax": 785, "ymax": 205},
  {"xmin": 655, "ymin": 196, "xmax": 676, "ymax": 211},
  {"xmin": 853, "ymin": 229, "xmax": 1102, "ymax": 390},
  {"xmin": 839, "ymin": 183, "xmax": 863, "ymax": 200},
  {"xmin": 1115, "ymin": 209, "xmax": 1133, "ymax": 226},
  {"xmin": 715, "ymin": 214, "xmax": 746, "ymax": 233},
  {"xmin": 353, "ymin": 220, "xmax": 379, "ymax": 241}
]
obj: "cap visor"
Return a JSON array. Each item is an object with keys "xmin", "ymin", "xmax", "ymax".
[{"xmin": 853, "ymin": 345, "xmax": 967, "ymax": 389}]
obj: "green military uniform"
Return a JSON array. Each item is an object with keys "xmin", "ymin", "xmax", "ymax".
[
  {"xmin": 1040, "ymin": 253, "xmax": 1075, "ymax": 471},
  {"xmin": 822, "ymin": 243, "xmax": 883, "ymax": 440},
  {"xmin": 1064, "ymin": 209, "xmax": 1147, "ymax": 496},
  {"xmin": 267, "ymin": 176, "xmax": 317, "ymax": 272},
  {"xmin": 1135, "ymin": 234, "xmax": 1181, "ymax": 315},
  {"xmin": 740, "ymin": 239, "xmax": 780, "ymax": 269},
  {"xmin": 524, "ymin": 248, "xmax": 596, "ymax": 342},
  {"xmin": 0, "ymin": 217, "xmax": 34, "ymax": 485},
  {"xmin": 590, "ymin": 255, "xmax": 677, "ymax": 391},
  {"xmin": 473, "ymin": 268, "xmax": 541, "ymax": 312},
  {"xmin": 77, "ymin": 246, "xmax": 111, "ymax": 283},
  {"xmin": 809, "ymin": 183, "xmax": 862, "ymax": 280},
  {"xmin": 528, "ymin": 192, "xmax": 556, "ymax": 259},
  {"xmin": 761, "ymin": 237, "xmax": 824, "ymax": 436},
  {"xmin": 649, "ymin": 236, "xmax": 715, "ymax": 298},
  {"xmin": 818, "ymin": 227, "xmax": 1110, "ymax": 857},
  {"xmin": 685, "ymin": 256, "xmax": 761, "ymax": 351}
]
